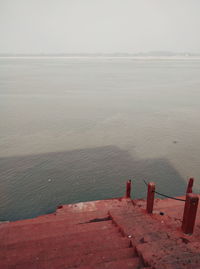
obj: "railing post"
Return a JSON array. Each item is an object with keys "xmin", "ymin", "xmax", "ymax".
[
  {"xmin": 186, "ymin": 177, "xmax": 194, "ymax": 194},
  {"xmin": 146, "ymin": 182, "xmax": 155, "ymax": 214},
  {"xmin": 125, "ymin": 180, "xmax": 131, "ymax": 198},
  {"xmin": 182, "ymin": 193, "xmax": 199, "ymax": 234}
]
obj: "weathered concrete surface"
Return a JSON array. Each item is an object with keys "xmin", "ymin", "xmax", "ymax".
[
  {"xmin": 126, "ymin": 195, "xmax": 200, "ymax": 268},
  {"xmin": 0, "ymin": 198, "xmax": 142, "ymax": 269},
  {"xmin": 0, "ymin": 196, "xmax": 200, "ymax": 268}
]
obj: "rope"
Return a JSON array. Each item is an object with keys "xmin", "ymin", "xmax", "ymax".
[{"xmin": 143, "ymin": 179, "xmax": 186, "ymax": 202}]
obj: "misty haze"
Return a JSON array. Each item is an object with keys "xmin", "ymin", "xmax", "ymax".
[{"xmin": 0, "ymin": 0, "xmax": 200, "ymax": 222}]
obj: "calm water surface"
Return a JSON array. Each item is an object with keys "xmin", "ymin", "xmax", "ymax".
[{"xmin": 0, "ymin": 57, "xmax": 200, "ymax": 221}]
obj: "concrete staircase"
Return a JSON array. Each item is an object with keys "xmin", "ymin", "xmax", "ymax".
[{"xmin": 0, "ymin": 199, "xmax": 146, "ymax": 269}]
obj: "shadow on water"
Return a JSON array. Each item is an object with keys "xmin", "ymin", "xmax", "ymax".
[{"xmin": 0, "ymin": 145, "xmax": 195, "ymax": 221}]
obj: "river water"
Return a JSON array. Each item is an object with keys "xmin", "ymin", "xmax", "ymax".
[{"xmin": 0, "ymin": 57, "xmax": 200, "ymax": 221}]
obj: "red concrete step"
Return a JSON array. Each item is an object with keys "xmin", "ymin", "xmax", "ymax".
[
  {"xmin": 0, "ymin": 220, "xmax": 114, "ymax": 245},
  {"xmin": 1, "ymin": 238, "xmax": 131, "ymax": 267},
  {"xmin": 56, "ymin": 199, "xmax": 124, "ymax": 215},
  {"xmin": 0, "ymin": 235, "xmax": 132, "ymax": 266},
  {"xmin": 0, "ymin": 198, "xmax": 131, "ymax": 229},
  {"xmin": 1, "ymin": 213, "xmax": 112, "ymax": 231},
  {"xmin": 1, "ymin": 198, "xmax": 123, "ymax": 229},
  {"xmin": 1, "ymin": 226, "xmax": 120, "ymax": 249},
  {"xmin": 136, "ymin": 239, "xmax": 200, "ymax": 269},
  {"xmin": 2, "ymin": 211, "xmax": 111, "ymax": 228},
  {"xmin": 71, "ymin": 257, "xmax": 141, "ymax": 269},
  {"xmin": 109, "ymin": 207, "xmax": 167, "ymax": 243},
  {"xmin": 55, "ymin": 211, "xmax": 110, "ymax": 223},
  {"xmin": 14, "ymin": 248, "xmax": 135, "ymax": 269}
]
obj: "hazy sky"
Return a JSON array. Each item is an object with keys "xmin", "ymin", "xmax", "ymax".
[{"xmin": 0, "ymin": 0, "xmax": 200, "ymax": 54}]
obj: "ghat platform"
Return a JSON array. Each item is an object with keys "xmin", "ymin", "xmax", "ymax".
[{"xmin": 0, "ymin": 182, "xmax": 200, "ymax": 268}]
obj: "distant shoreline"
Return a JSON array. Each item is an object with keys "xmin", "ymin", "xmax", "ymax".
[{"xmin": 1, "ymin": 56, "xmax": 200, "ymax": 60}]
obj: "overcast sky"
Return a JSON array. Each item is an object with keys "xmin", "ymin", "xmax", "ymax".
[{"xmin": 0, "ymin": 0, "xmax": 200, "ymax": 54}]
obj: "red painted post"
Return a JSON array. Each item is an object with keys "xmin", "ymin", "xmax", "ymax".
[
  {"xmin": 126, "ymin": 180, "xmax": 131, "ymax": 198},
  {"xmin": 186, "ymin": 177, "xmax": 194, "ymax": 194},
  {"xmin": 182, "ymin": 193, "xmax": 199, "ymax": 234},
  {"xmin": 146, "ymin": 182, "xmax": 155, "ymax": 214}
]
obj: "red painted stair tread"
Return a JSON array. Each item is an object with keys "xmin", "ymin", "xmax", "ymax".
[
  {"xmin": 71, "ymin": 257, "xmax": 141, "ymax": 269},
  {"xmin": 0, "ymin": 220, "xmax": 114, "ymax": 245},
  {"xmin": 12, "ymin": 248, "xmax": 135, "ymax": 269},
  {"xmin": 0, "ymin": 236, "xmax": 131, "ymax": 267}
]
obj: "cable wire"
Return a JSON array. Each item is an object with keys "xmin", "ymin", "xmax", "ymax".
[{"xmin": 143, "ymin": 179, "xmax": 186, "ymax": 202}]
